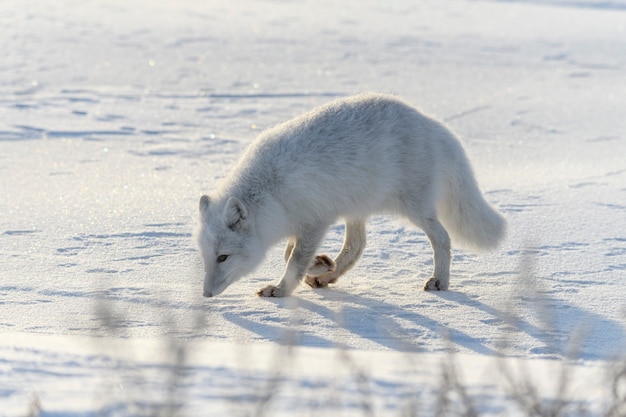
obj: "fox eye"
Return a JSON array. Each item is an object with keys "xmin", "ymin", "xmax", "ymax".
[{"xmin": 216, "ymin": 254, "xmax": 228, "ymax": 263}]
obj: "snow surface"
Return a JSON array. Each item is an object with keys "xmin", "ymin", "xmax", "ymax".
[{"xmin": 1, "ymin": 0, "xmax": 625, "ymax": 415}]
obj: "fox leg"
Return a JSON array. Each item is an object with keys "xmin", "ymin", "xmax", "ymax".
[
  {"xmin": 258, "ymin": 225, "xmax": 328, "ymax": 297},
  {"xmin": 399, "ymin": 193, "xmax": 451, "ymax": 291},
  {"xmin": 305, "ymin": 219, "xmax": 366, "ymax": 288},
  {"xmin": 419, "ymin": 217, "xmax": 451, "ymax": 291},
  {"xmin": 283, "ymin": 240, "xmax": 295, "ymax": 262},
  {"xmin": 284, "ymin": 239, "xmax": 337, "ymax": 277}
]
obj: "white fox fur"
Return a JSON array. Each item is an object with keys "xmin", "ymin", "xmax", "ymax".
[{"xmin": 197, "ymin": 93, "xmax": 506, "ymax": 297}]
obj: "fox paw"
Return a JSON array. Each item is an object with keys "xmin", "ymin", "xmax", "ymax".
[
  {"xmin": 423, "ymin": 277, "xmax": 449, "ymax": 291},
  {"xmin": 304, "ymin": 255, "xmax": 337, "ymax": 288},
  {"xmin": 256, "ymin": 285, "xmax": 286, "ymax": 297},
  {"xmin": 307, "ymin": 254, "xmax": 336, "ymax": 276},
  {"xmin": 304, "ymin": 272, "xmax": 338, "ymax": 288}
]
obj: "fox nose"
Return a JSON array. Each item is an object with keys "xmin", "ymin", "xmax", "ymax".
[{"xmin": 203, "ymin": 291, "xmax": 213, "ymax": 298}]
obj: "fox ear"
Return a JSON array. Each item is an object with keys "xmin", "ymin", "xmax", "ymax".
[
  {"xmin": 225, "ymin": 197, "xmax": 247, "ymax": 230},
  {"xmin": 199, "ymin": 195, "xmax": 211, "ymax": 215}
]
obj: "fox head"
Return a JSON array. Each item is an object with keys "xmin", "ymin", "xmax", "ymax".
[{"xmin": 197, "ymin": 195, "xmax": 264, "ymax": 297}]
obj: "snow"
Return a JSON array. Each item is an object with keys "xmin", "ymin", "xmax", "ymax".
[{"xmin": 1, "ymin": 0, "xmax": 625, "ymax": 415}]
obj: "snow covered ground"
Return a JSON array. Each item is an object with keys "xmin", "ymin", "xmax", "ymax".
[{"xmin": 1, "ymin": 0, "xmax": 625, "ymax": 415}]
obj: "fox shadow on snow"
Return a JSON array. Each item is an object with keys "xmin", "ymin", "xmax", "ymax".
[{"xmin": 222, "ymin": 288, "xmax": 625, "ymax": 360}]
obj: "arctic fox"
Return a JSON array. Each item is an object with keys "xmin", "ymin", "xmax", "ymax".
[{"xmin": 197, "ymin": 93, "xmax": 506, "ymax": 298}]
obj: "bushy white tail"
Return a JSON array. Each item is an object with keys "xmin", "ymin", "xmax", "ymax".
[{"xmin": 438, "ymin": 159, "xmax": 506, "ymax": 252}]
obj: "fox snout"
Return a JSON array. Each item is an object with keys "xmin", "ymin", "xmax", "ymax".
[{"xmin": 203, "ymin": 271, "xmax": 216, "ymax": 297}]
